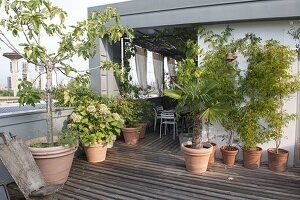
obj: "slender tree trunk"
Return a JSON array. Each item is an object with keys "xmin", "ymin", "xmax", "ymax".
[
  {"xmin": 228, "ymin": 131, "xmax": 234, "ymax": 147},
  {"xmin": 206, "ymin": 121, "xmax": 211, "ymax": 143},
  {"xmin": 192, "ymin": 114, "xmax": 203, "ymax": 149},
  {"xmin": 46, "ymin": 66, "xmax": 54, "ymax": 146}
]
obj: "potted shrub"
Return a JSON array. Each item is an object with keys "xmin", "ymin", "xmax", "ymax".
[
  {"xmin": 136, "ymin": 99, "xmax": 154, "ymax": 139},
  {"xmin": 220, "ymin": 109, "xmax": 240, "ymax": 166},
  {"xmin": 70, "ymin": 102, "xmax": 124, "ymax": 163},
  {"xmin": 115, "ymin": 97, "xmax": 143, "ymax": 145},
  {"xmin": 0, "ymin": 0, "xmax": 132, "ymax": 184}
]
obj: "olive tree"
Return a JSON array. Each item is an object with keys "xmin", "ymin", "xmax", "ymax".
[{"xmin": 0, "ymin": 0, "xmax": 133, "ymax": 145}]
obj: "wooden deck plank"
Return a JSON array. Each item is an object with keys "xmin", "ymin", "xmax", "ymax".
[{"xmin": 8, "ymin": 132, "xmax": 300, "ymax": 199}]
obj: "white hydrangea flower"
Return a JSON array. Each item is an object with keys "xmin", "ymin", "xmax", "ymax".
[
  {"xmin": 86, "ymin": 105, "xmax": 96, "ymax": 113},
  {"xmin": 70, "ymin": 113, "xmax": 82, "ymax": 123},
  {"xmin": 112, "ymin": 113, "xmax": 123, "ymax": 122},
  {"xmin": 99, "ymin": 104, "xmax": 110, "ymax": 114}
]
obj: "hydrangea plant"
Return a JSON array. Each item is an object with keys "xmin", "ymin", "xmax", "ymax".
[{"xmin": 70, "ymin": 101, "xmax": 124, "ymax": 146}]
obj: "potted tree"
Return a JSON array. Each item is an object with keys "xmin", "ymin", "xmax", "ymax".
[
  {"xmin": 0, "ymin": 0, "xmax": 132, "ymax": 184},
  {"xmin": 165, "ymin": 40, "xmax": 223, "ymax": 173},
  {"xmin": 256, "ymin": 40, "xmax": 299, "ymax": 172},
  {"xmin": 238, "ymin": 35, "xmax": 289, "ymax": 170},
  {"xmin": 70, "ymin": 101, "xmax": 124, "ymax": 163},
  {"xmin": 200, "ymin": 26, "xmax": 241, "ymax": 164},
  {"xmin": 220, "ymin": 109, "xmax": 240, "ymax": 166}
]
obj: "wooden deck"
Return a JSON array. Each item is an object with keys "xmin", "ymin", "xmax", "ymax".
[{"xmin": 57, "ymin": 132, "xmax": 300, "ymax": 200}]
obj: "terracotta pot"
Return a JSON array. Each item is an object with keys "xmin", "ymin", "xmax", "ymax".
[
  {"xmin": 220, "ymin": 145, "xmax": 239, "ymax": 166},
  {"xmin": 243, "ymin": 147, "xmax": 262, "ymax": 169},
  {"xmin": 268, "ymin": 148, "xmax": 289, "ymax": 173},
  {"xmin": 122, "ymin": 127, "xmax": 139, "ymax": 145},
  {"xmin": 138, "ymin": 123, "xmax": 147, "ymax": 139},
  {"xmin": 208, "ymin": 143, "xmax": 217, "ymax": 164},
  {"xmin": 181, "ymin": 142, "xmax": 213, "ymax": 173},
  {"xmin": 26, "ymin": 136, "xmax": 77, "ymax": 185},
  {"xmin": 83, "ymin": 142, "xmax": 107, "ymax": 163}
]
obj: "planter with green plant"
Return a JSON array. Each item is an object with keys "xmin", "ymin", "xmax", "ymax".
[
  {"xmin": 114, "ymin": 97, "xmax": 143, "ymax": 145},
  {"xmin": 238, "ymin": 35, "xmax": 294, "ymax": 170},
  {"xmin": 165, "ymin": 39, "xmax": 225, "ymax": 173},
  {"xmin": 136, "ymin": 99, "xmax": 153, "ymax": 139},
  {"xmin": 220, "ymin": 109, "xmax": 240, "ymax": 166},
  {"xmin": 70, "ymin": 101, "xmax": 124, "ymax": 162},
  {"xmin": 198, "ymin": 26, "xmax": 241, "ymax": 164},
  {"xmin": 0, "ymin": 0, "xmax": 132, "ymax": 184},
  {"xmin": 249, "ymin": 40, "xmax": 299, "ymax": 172}
]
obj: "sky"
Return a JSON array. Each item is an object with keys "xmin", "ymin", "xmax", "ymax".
[{"xmin": 0, "ymin": 0, "xmax": 130, "ymax": 87}]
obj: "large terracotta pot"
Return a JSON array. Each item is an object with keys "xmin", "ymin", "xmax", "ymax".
[
  {"xmin": 208, "ymin": 142, "xmax": 217, "ymax": 164},
  {"xmin": 243, "ymin": 147, "xmax": 262, "ymax": 169},
  {"xmin": 26, "ymin": 136, "xmax": 77, "ymax": 185},
  {"xmin": 138, "ymin": 123, "xmax": 147, "ymax": 139},
  {"xmin": 83, "ymin": 142, "xmax": 107, "ymax": 163},
  {"xmin": 220, "ymin": 145, "xmax": 239, "ymax": 166},
  {"xmin": 181, "ymin": 142, "xmax": 213, "ymax": 173},
  {"xmin": 268, "ymin": 148, "xmax": 289, "ymax": 173},
  {"xmin": 122, "ymin": 127, "xmax": 139, "ymax": 145}
]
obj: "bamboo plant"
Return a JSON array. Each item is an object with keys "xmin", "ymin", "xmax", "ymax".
[{"xmin": 0, "ymin": 0, "xmax": 133, "ymax": 146}]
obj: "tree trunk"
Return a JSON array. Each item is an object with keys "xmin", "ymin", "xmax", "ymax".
[
  {"xmin": 192, "ymin": 114, "xmax": 203, "ymax": 149},
  {"xmin": 46, "ymin": 66, "xmax": 53, "ymax": 146}
]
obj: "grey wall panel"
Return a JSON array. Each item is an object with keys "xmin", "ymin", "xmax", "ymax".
[
  {"xmin": 90, "ymin": 38, "xmax": 101, "ymax": 94},
  {"xmin": 0, "ymin": 108, "xmax": 73, "ymax": 184},
  {"xmin": 89, "ymin": 0, "xmax": 300, "ymax": 29}
]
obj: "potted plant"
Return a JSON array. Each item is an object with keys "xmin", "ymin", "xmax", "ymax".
[
  {"xmin": 255, "ymin": 40, "xmax": 299, "ymax": 172},
  {"xmin": 26, "ymin": 129, "xmax": 79, "ymax": 184},
  {"xmin": 136, "ymin": 99, "xmax": 154, "ymax": 139},
  {"xmin": 220, "ymin": 109, "xmax": 240, "ymax": 166},
  {"xmin": 238, "ymin": 36, "xmax": 284, "ymax": 169},
  {"xmin": 115, "ymin": 97, "xmax": 143, "ymax": 145},
  {"xmin": 165, "ymin": 40, "xmax": 223, "ymax": 173},
  {"xmin": 200, "ymin": 26, "xmax": 241, "ymax": 164},
  {"xmin": 70, "ymin": 102, "xmax": 124, "ymax": 163},
  {"xmin": 0, "ymin": 0, "xmax": 132, "ymax": 184}
]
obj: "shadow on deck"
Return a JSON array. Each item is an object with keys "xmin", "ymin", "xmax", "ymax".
[{"xmin": 58, "ymin": 132, "xmax": 300, "ymax": 200}]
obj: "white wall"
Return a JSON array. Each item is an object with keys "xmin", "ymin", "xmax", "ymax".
[{"xmin": 199, "ymin": 20, "xmax": 299, "ymax": 166}]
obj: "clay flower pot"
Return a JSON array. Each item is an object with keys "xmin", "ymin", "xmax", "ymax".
[
  {"xmin": 84, "ymin": 142, "xmax": 107, "ymax": 163},
  {"xmin": 220, "ymin": 145, "xmax": 239, "ymax": 166},
  {"xmin": 26, "ymin": 136, "xmax": 77, "ymax": 185},
  {"xmin": 181, "ymin": 142, "xmax": 213, "ymax": 173},
  {"xmin": 138, "ymin": 123, "xmax": 147, "ymax": 139},
  {"xmin": 208, "ymin": 142, "xmax": 217, "ymax": 164},
  {"xmin": 268, "ymin": 148, "xmax": 289, "ymax": 173},
  {"xmin": 122, "ymin": 127, "xmax": 139, "ymax": 145},
  {"xmin": 243, "ymin": 147, "xmax": 263, "ymax": 169}
]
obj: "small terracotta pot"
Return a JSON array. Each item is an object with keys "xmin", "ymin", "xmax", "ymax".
[
  {"xmin": 122, "ymin": 127, "xmax": 139, "ymax": 145},
  {"xmin": 84, "ymin": 142, "xmax": 107, "ymax": 163},
  {"xmin": 208, "ymin": 143, "xmax": 217, "ymax": 164},
  {"xmin": 220, "ymin": 145, "xmax": 239, "ymax": 166},
  {"xmin": 268, "ymin": 148, "xmax": 289, "ymax": 173},
  {"xmin": 181, "ymin": 142, "xmax": 213, "ymax": 173},
  {"xmin": 138, "ymin": 123, "xmax": 147, "ymax": 139},
  {"xmin": 26, "ymin": 137, "xmax": 77, "ymax": 185},
  {"xmin": 243, "ymin": 147, "xmax": 263, "ymax": 169}
]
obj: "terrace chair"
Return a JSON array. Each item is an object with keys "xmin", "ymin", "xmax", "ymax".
[
  {"xmin": 0, "ymin": 132, "xmax": 63, "ymax": 200},
  {"xmin": 159, "ymin": 112, "xmax": 178, "ymax": 140},
  {"xmin": 153, "ymin": 105, "xmax": 164, "ymax": 132}
]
